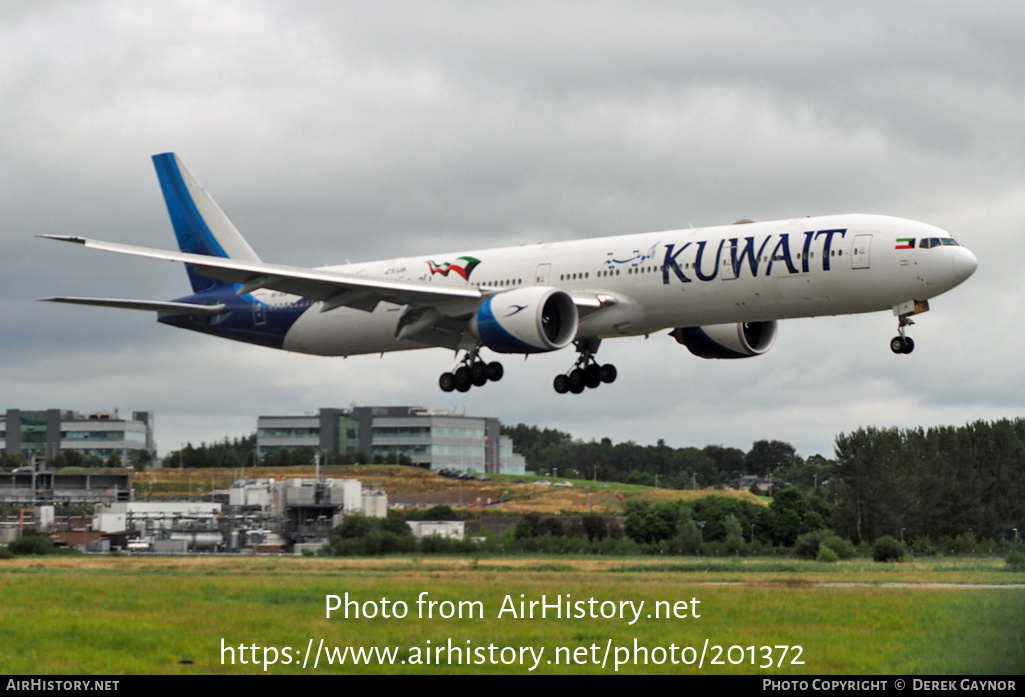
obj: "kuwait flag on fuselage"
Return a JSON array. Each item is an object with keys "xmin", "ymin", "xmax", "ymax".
[
  {"xmin": 895, "ymin": 238, "xmax": 915, "ymax": 249},
  {"xmin": 426, "ymin": 256, "xmax": 481, "ymax": 281}
]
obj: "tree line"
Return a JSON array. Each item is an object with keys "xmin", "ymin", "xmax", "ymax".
[
  {"xmin": 501, "ymin": 423, "xmax": 831, "ymax": 489},
  {"xmin": 18, "ymin": 415, "xmax": 1024, "ymax": 548},
  {"xmin": 831, "ymin": 420, "xmax": 1025, "ymax": 543},
  {"xmin": 504, "ymin": 419, "xmax": 1025, "ymax": 545}
]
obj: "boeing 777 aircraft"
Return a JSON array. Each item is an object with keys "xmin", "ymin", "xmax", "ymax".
[{"xmin": 42, "ymin": 153, "xmax": 977, "ymax": 393}]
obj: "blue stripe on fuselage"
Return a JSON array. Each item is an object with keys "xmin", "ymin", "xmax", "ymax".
[{"xmin": 157, "ymin": 287, "xmax": 307, "ymax": 349}]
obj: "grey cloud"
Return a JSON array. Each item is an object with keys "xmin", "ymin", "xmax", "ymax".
[{"xmin": 0, "ymin": 1, "xmax": 1018, "ymax": 457}]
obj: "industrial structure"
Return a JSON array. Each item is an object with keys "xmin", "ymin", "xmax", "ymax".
[
  {"xmin": 1, "ymin": 404, "xmax": 523, "ymax": 553},
  {"xmin": 90, "ymin": 477, "xmax": 387, "ymax": 553}
]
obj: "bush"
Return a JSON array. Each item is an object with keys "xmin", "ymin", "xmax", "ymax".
[
  {"xmin": 872, "ymin": 535, "xmax": 906, "ymax": 562},
  {"xmin": 8, "ymin": 536, "xmax": 55, "ymax": 555},
  {"xmin": 910, "ymin": 536, "xmax": 936, "ymax": 557},
  {"xmin": 538, "ymin": 517, "xmax": 564, "ymax": 537},
  {"xmin": 324, "ymin": 515, "xmax": 416, "ymax": 556},
  {"xmin": 792, "ymin": 530, "xmax": 855, "ymax": 560},
  {"xmin": 951, "ymin": 532, "xmax": 979, "ymax": 555},
  {"xmin": 1005, "ymin": 549, "xmax": 1025, "ymax": 572},
  {"xmin": 514, "ymin": 513, "xmax": 542, "ymax": 539},
  {"xmin": 816, "ymin": 544, "xmax": 839, "ymax": 563},
  {"xmin": 581, "ymin": 514, "xmax": 608, "ymax": 541},
  {"xmin": 420, "ymin": 505, "xmax": 457, "ymax": 521}
]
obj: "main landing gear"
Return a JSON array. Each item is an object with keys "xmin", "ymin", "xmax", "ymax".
[
  {"xmin": 439, "ymin": 346, "xmax": 504, "ymax": 392},
  {"xmin": 553, "ymin": 338, "xmax": 617, "ymax": 394},
  {"xmin": 890, "ymin": 314, "xmax": 916, "ymax": 354}
]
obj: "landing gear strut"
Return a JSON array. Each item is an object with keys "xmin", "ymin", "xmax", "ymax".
[
  {"xmin": 553, "ymin": 338, "xmax": 617, "ymax": 394},
  {"xmin": 439, "ymin": 346, "xmax": 503, "ymax": 392},
  {"xmin": 890, "ymin": 314, "xmax": 916, "ymax": 354}
]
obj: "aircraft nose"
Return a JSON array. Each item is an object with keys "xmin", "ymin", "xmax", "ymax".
[{"xmin": 953, "ymin": 246, "xmax": 977, "ymax": 282}]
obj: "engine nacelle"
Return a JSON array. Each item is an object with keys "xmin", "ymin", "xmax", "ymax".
[
  {"xmin": 671, "ymin": 321, "xmax": 777, "ymax": 359},
  {"xmin": 471, "ymin": 286, "xmax": 578, "ymax": 354}
]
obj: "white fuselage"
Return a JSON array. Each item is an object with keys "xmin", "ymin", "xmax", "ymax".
[{"xmin": 277, "ymin": 214, "xmax": 976, "ymax": 356}]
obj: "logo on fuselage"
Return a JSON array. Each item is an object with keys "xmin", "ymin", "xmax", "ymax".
[
  {"xmin": 661, "ymin": 229, "xmax": 848, "ymax": 284},
  {"xmin": 605, "ymin": 242, "xmax": 661, "ymax": 270},
  {"xmin": 426, "ymin": 256, "xmax": 481, "ymax": 281}
]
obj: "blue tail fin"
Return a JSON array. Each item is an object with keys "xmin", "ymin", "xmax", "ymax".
[{"xmin": 152, "ymin": 153, "xmax": 261, "ymax": 292}]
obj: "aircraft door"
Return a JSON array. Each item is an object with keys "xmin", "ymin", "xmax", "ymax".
[
  {"xmin": 852, "ymin": 235, "xmax": 872, "ymax": 269},
  {"xmin": 534, "ymin": 263, "xmax": 551, "ymax": 285},
  {"xmin": 253, "ymin": 302, "xmax": 267, "ymax": 326}
]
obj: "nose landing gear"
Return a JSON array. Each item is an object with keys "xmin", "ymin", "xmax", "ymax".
[{"xmin": 890, "ymin": 314, "xmax": 915, "ymax": 354}]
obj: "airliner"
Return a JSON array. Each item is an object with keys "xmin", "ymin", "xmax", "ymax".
[{"xmin": 41, "ymin": 153, "xmax": 977, "ymax": 393}]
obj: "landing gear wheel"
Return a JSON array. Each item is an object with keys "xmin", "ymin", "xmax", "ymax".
[
  {"xmin": 454, "ymin": 366, "xmax": 472, "ymax": 392},
  {"xmin": 558, "ymin": 338, "xmax": 614, "ymax": 392},
  {"xmin": 470, "ymin": 361, "xmax": 489, "ymax": 386},
  {"xmin": 890, "ymin": 336, "xmax": 915, "ymax": 354},
  {"xmin": 569, "ymin": 368, "xmax": 585, "ymax": 389},
  {"xmin": 487, "ymin": 361, "xmax": 504, "ymax": 381},
  {"xmin": 443, "ymin": 347, "xmax": 502, "ymax": 392}
]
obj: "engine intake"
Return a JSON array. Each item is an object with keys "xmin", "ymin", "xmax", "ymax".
[
  {"xmin": 471, "ymin": 286, "xmax": 578, "ymax": 353},
  {"xmin": 671, "ymin": 321, "xmax": 777, "ymax": 359}
]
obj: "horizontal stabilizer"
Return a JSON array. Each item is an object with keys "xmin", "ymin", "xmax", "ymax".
[{"xmin": 40, "ymin": 296, "xmax": 226, "ymax": 316}]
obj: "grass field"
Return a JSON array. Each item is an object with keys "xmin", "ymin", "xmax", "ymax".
[{"xmin": 2, "ymin": 555, "xmax": 1022, "ymax": 675}]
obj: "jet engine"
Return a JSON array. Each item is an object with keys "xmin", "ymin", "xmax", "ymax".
[
  {"xmin": 670, "ymin": 321, "xmax": 777, "ymax": 359},
  {"xmin": 471, "ymin": 286, "xmax": 578, "ymax": 353}
]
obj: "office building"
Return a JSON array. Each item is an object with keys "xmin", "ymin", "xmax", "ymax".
[
  {"xmin": 257, "ymin": 406, "xmax": 526, "ymax": 475},
  {"xmin": 0, "ymin": 409, "xmax": 155, "ymax": 463}
]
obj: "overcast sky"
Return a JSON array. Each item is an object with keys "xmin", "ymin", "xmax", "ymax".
[{"xmin": 3, "ymin": 1, "xmax": 1023, "ymax": 460}]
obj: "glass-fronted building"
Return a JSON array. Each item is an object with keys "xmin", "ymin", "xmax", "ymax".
[
  {"xmin": 0, "ymin": 409, "xmax": 155, "ymax": 462},
  {"xmin": 256, "ymin": 406, "xmax": 525, "ymax": 475}
]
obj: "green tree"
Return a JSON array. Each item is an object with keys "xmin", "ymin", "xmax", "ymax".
[
  {"xmin": 723, "ymin": 514, "xmax": 746, "ymax": 555},
  {"xmin": 746, "ymin": 440, "xmax": 801, "ymax": 478},
  {"xmin": 769, "ymin": 487, "xmax": 827, "ymax": 546}
]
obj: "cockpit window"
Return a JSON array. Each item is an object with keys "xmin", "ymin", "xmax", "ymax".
[{"xmin": 918, "ymin": 238, "xmax": 957, "ymax": 249}]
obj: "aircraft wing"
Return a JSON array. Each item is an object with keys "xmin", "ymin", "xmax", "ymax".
[
  {"xmin": 40, "ymin": 297, "xmax": 226, "ymax": 315},
  {"xmin": 39, "ymin": 235, "xmax": 484, "ymax": 315}
]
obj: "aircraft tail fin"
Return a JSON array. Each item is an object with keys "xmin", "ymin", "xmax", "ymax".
[{"xmin": 152, "ymin": 153, "xmax": 261, "ymax": 292}]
